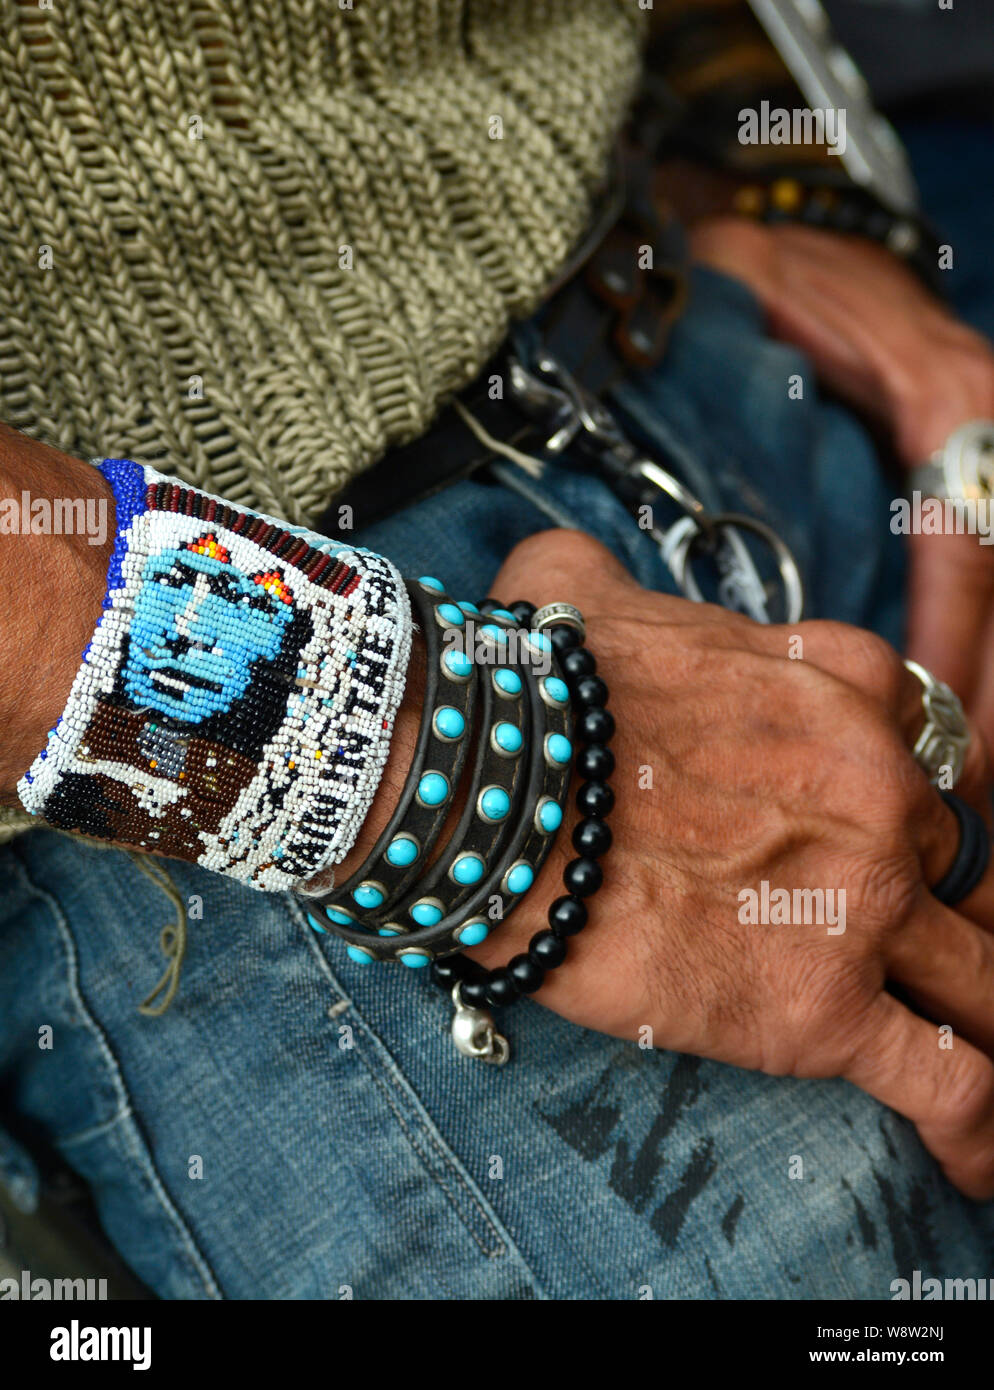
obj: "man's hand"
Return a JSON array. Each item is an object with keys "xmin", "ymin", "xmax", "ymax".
[
  {"xmin": 470, "ymin": 529, "xmax": 994, "ymax": 1200},
  {"xmin": 688, "ymin": 218, "xmax": 994, "ymax": 749},
  {"xmin": 688, "ymin": 219, "xmax": 994, "ymax": 465}
]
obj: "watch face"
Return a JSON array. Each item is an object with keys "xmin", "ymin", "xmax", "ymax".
[{"xmin": 943, "ymin": 421, "xmax": 994, "ymax": 500}]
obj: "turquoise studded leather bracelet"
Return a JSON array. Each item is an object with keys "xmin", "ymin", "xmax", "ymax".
[{"xmin": 298, "ymin": 580, "xmax": 577, "ymax": 967}]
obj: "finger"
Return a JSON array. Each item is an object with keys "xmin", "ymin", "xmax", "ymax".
[
  {"xmin": 886, "ymin": 895, "xmax": 994, "ymax": 1055},
  {"xmin": 905, "ymin": 531, "xmax": 994, "ymax": 707},
  {"xmin": 846, "ymin": 993, "xmax": 994, "ymax": 1200}
]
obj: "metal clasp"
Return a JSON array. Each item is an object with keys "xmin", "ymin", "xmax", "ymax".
[{"xmin": 506, "ymin": 348, "xmax": 805, "ymax": 624}]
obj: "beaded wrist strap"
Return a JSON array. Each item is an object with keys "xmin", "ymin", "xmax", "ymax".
[{"xmin": 18, "ymin": 459, "xmax": 411, "ymax": 891}]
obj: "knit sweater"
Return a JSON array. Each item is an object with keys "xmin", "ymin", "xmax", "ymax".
[
  {"xmin": 0, "ymin": 0, "xmax": 645, "ymax": 845},
  {"xmin": 0, "ymin": 0, "xmax": 646, "ymax": 525}
]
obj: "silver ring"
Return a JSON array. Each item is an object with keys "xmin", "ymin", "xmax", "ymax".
[
  {"xmin": 532, "ymin": 601, "xmax": 586, "ymax": 642},
  {"xmin": 666, "ymin": 512, "xmax": 805, "ymax": 625},
  {"xmin": 903, "ymin": 659, "xmax": 971, "ymax": 786}
]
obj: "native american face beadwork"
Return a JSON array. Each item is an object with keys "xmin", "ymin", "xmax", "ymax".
[
  {"xmin": 124, "ymin": 539, "xmax": 296, "ymax": 722},
  {"xmin": 17, "ymin": 459, "xmax": 411, "ymax": 892}
]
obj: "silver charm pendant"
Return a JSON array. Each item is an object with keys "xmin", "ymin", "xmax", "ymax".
[{"xmin": 450, "ymin": 984, "xmax": 510, "ymax": 1065}]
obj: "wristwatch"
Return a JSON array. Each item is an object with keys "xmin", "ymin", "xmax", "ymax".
[{"xmin": 907, "ymin": 421, "xmax": 994, "ymax": 501}]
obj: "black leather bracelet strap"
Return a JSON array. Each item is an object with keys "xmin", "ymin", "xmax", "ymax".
[
  {"xmin": 302, "ymin": 578, "xmax": 476, "ymax": 926},
  {"xmin": 317, "ymin": 628, "xmax": 574, "ymax": 963},
  {"xmin": 364, "ymin": 649, "xmax": 529, "ymax": 935}
]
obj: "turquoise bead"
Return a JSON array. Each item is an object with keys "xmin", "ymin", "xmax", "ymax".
[
  {"xmin": 346, "ymin": 945, "xmax": 375, "ymax": 964},
  {"xmin": 493, "ymin": 668, "xmax": 522, "ymax": 696},
  {"xmin": 490, "ymin": 608, "xmax": 517, "ymax": 623},
  {"xmin": 458, "ymin": 921, "xmax": 489, "ymax": 946},
  {"xmin": 436, "ymin": 602, "xmax": 464, "ymax": 627},
  {"xmin": 378, "ymin": 927, "xmax": 402, "ymax": 937},
  {"xmin": 546, "ymin": 732, "xmax": 572, "ymax": 765},
  {"xmin": 537, "ymin": 798, "xmax": 563, "ymax": 832},
  {"xmin": 399, "ymin": 951, "xmax": 431, "ymax": 969},
  {"xmin": 324, "ymin": 906, "xmax": 353, "ymax": 926},
  {"xmin": 418, "ymin": 771, "xmax": 449, "ymax": 806},
  {"xmin": 458, "ymin": 600, "xmax": 480, "ymax": 615},
  {"xmin": 452, "ymin": 853, "xmax": 485, "ymax": 885},
  {"xmin": 493, "ymin": 721, "xmax": 523, "ymax": 754},
  {"xmin": 419, "ymin": 575, "xmax": 445, "ymax": 591},
  {"xmin": 443, "ymin": 648, "xmax": 473, "ymax": 679},
  {"xmin": 479, "ymin": 786, "xmax": 511, "ymax": 821},
  {"xmin": 306, "ymin": 912, "xmax": 327, "ymax": 934},
  {"xmin": 411, "ymin": 899, "xmax": 443, "ymax": 927},
  {"xmin": 505, "ymin": 862, "xmax": 534, "ymax": 895},
  {"xmin": 386, "ymin": 835, "xmax": 418, "ymax": 867},
  {"xmin": 528, "ymin": 629, "xmax": 552, "ymax": 651},
  {"xmin": 542, "ymin": 676, "xmax": 569, "ymax": 704},
  {"xmin": 353, "ymin": 882, "xmax": 384, "ymax": 909},
  {"xmin": 433, "ymin": 706, "xmax": 465, "ymax": 740},
  {"xmin": 480, "ymin": 623, "xmax": 508, "ymax": 644}
]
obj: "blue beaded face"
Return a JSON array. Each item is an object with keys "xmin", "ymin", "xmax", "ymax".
[{"xmin": 123, "ymin": 545, "xmax": 294, "ymax": 723}]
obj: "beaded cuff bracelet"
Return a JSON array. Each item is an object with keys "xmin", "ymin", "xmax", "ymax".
[{"xmin": 18, "ymin": 459, "xmax": 411, "ymax": 891}]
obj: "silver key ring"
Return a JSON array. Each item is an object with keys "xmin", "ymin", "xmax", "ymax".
[
  {"xmin": 667, "ymin": 510, "xmax": 805, "ymax": 624},
  {"xmin": 637, "ymin": 459, "xmax": 714, "ymax": 539}
]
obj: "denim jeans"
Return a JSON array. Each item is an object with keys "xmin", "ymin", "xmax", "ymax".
[{"xmin": 2, "ymin": 121, "xmax": 993, "ymax": 1299}]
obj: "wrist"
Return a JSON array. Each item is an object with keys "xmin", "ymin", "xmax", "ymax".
[
  {"xmin": 894, "ymin": 343, "xmax": 994, "ymax": 469},
  {"xmin": 0, "ymin": 431, "xmax": 115, "ymax": 804}
]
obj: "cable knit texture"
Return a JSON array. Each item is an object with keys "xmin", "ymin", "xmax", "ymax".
[{"xmin": 0, "ymin": 0, "xmax": 645, "ymax": 526}]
